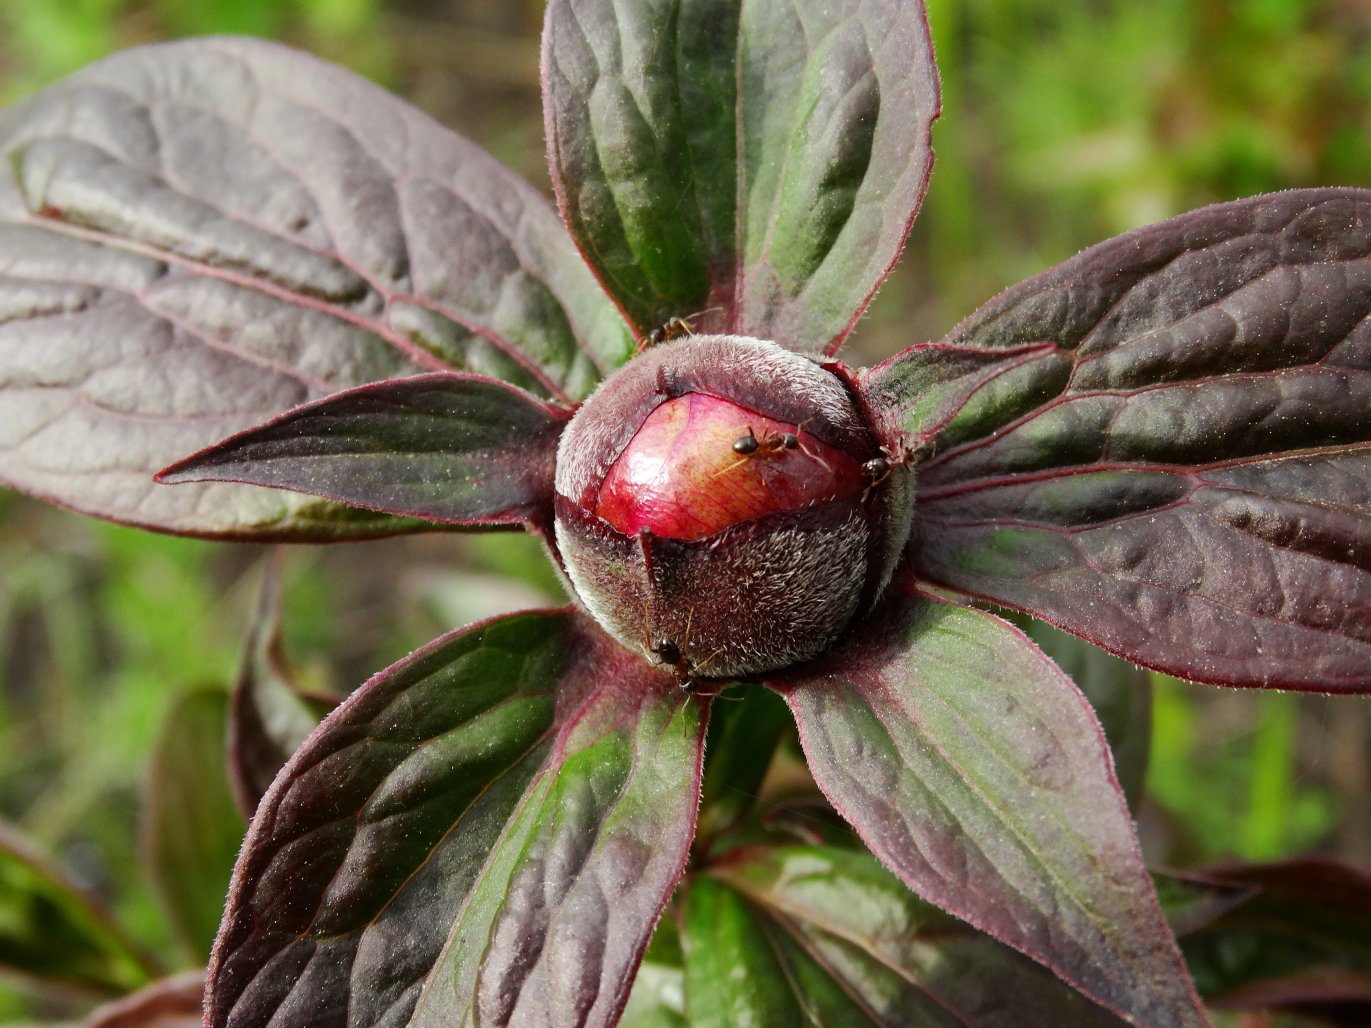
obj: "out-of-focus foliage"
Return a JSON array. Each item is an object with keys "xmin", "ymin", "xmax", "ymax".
[
  {"xmin": 1150, "ymin": 676, "xmax": 1342, "ymax": 864},
  {"xmin": 875, "ymin": 0, "xmax": 1371, "ymax": 363},
  {"xmin": 0, "ymin": 0, "xmax": 1367, "ymax": 1021},
  {"xmin": 0, "ymin": 0, "xmax": 387, "ymax": 104}
]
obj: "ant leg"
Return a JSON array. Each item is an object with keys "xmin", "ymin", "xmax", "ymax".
[{"xmin": 792, "ymin": 422, "xmax": 832, "ymax": 472}]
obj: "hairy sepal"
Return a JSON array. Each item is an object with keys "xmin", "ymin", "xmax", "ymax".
[{"xmin": 553, "ymin": 334, "xmax": 912, "ymax": 679}]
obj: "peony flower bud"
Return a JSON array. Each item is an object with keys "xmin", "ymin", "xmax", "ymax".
[{"xmin": 554, "ymin": 335, "xmax": 913, "ymax": 685}]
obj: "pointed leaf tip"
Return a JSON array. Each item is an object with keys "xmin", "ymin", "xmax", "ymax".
[{"xmin": 158, "ymin": 373, "xmax": 569, "ymax": 531}]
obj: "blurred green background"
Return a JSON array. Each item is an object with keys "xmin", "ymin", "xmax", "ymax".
[{"xmin": 0, "ymin": 0, "xmax": 1368, "ymax": 1021}]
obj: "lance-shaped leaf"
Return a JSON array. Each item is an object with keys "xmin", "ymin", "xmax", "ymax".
[
  {"xmin": 158, "ymin": 372, "xmax": 569, "ymax": 530},
  {"xmin": 0, "ymin": 37, "xmax": 631, "ymax": 538},
  {"xmin": 911, "ymin": 188, "xmax": 1371, "ymax": 692},
  {"xmin": 542, "ymin": 0, "xmax": 939, "ymax": 351},
  {"xmin": 771, "ymin": 585, "xmax": 1207, "ymax": 1026},
  {"xmin": 207, "ymin": 609, "xmax": 708, "ymax": 1028},
  {"xmin": 141, "ymin": 688, "xmax": 247, "ymax": 963},
  {"xmin": 692, "ymin": 843, "xmax": 1133, "ymax": 1026}
]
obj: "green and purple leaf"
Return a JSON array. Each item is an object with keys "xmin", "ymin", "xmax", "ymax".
[
  {"xmin": 1025, "ymin": 619, "xmax": 1152, "ymax": 811},
  {"xmin": 907, "ymin": 189, "xmax": 1371, "ymax": 692},
  {"xmin": 206, "ymin": 609, "xmax": 708, "ymax": 1028},
  {"xmin": 140, "ymin": 688, "xmax": 247, "ymax": 963},
  {"xmin": 0, "ymin": 37, "xmax": 630, "ymax": 538},
  {"xmin": 857, "ymin": 341, "xmax": 1063, "ymax": 451},
  {"xmin": 691, "ymin": 843, "xmax": 1133, "ymax": 1026},
  {"xmin": 771, "ymin": 583, "xmax": 1206, "ymax": 1026},
  {"xmin": 682, "ymin": 874, "xmax": 888, "ymax": 1025},
  {"xmin": 542, "ymin": 0, "xmax": 939, "ymax": 351},
  {"xmin": 158, "ymin": 372, "xmax": 569, "ymax": 531}
]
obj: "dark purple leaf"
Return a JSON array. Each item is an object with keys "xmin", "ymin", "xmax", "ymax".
[
  {"xmin": 141, "ymin": 689, "xmax": 247, "ymax": 964},
  {"xmin": 158, "ymin": 372, "xmax": 569, "ymax": 529},
  {"xmin": 695, "ymin": 843, "xmax": 1132, "ymax": 1026},
  {"xmin": 0, "ymin": 38, "xmax": 631, "ymax": 538},
  {"xmin": 0, "ymin": 823, "xmax": 160, "ymax": 997},
  {"xmin": 206, "ymin": 609, "xmax": 708, "ymax": 1028},
  {"xmin": 772, "ymin": 583, "xmax": 1206, "ymax": 1026},
  {"xmin": 226, "ymin": 561, "xmax": 334, "ymax": 819},
  {"xmin": 1180, "ymin": 856, "xmax": 1371, "ymax": 1018},
  {"xmin": 904, "ymin": 189, "xmax": 1371, "ymax": 692},
  {"xmin": 85, "ymin": 970, "xmax": 205, "ymax": 1028},
  {"xmin": 543, "ymin": 0, "xmax": 939, "ymax": 351}
]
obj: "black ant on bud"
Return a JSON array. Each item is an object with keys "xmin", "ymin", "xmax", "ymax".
[
  {"xmin": 649, "ymin": 637, "xmax": 699, "ymax": 692},
  {"xmin": 712, "ymin": 423, "xmax": 831, "ymax": 479},
  {"xmin": 651, "ymin": 637, "xmax": 721, "ymax": 694},
  {"xmin": 640, "ymin": 307, "xmax": 723, "ymax": 350},
  {"xmin": 862, "ymin": 441, "xmax": 916, "ymax": 500},
  {"xmin": 732, "ymin": 425, "xmax": 797, "ymax": 456},
  {"xmin": 643, "ymin": 606, "xmax": 717, "ymax": 693}
]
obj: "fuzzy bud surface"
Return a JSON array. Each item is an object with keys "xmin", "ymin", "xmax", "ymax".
[{"xmin": 554, "ymin": 336, "xmax": 913, "ymax": 683}]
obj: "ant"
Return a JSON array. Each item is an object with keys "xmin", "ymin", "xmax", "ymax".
[
  {"xmin": 652, "ymin": 637, "xmax": 722, "ymax": 694},
  {"xmin": 640, "ymin": 306, "xmax": 723, "ymax": 350},
  {"xmin": 732, "ymin": 424, "xmax": 798, "ymax": 457},
  {"xmin": 643, "ymin": 606, "xmax": 719, "ymax": 693},
  {"xmin": 712, "ymin": 423, "xmax": 831, "ymax": 479},
  {"xmin": 861, "ymin": 441, "xmax": 917, "ymax": 500},
  {"xmin": 649, "ymin": 637, "xmax": 704, "ymax": 692}
]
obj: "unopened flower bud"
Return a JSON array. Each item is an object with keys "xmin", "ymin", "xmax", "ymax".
[{"xmin": 554, "ymin": 335, "xmax": 913, "ymax": 684}]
